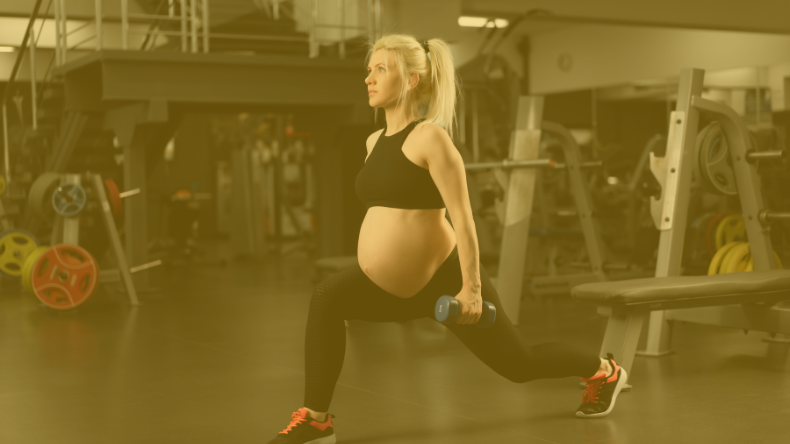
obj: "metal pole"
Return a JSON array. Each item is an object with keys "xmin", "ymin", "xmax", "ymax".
[
  {"xmin": 338, "ymin": 0, "xmax": 345, "ymax": 59},
  {"xmin": 29, "ymin": 28, "xmax": 38, "ymax": 131},
  {"xmin": 465, "ymin": 158, "xmax": 553, "ymax": 171},
  {"xmin": 2, "ymin": 105, "xmax": 9, "ymax": 187},
  {"xmin": 747, "ymin": 150, "xmax": 787, "ymax": 161},
  {"xmin": 309, "ymin": 0, "xmax": 318, "ymax": 58},
  {"xmin": 374, "ymin": 0, "xmax": 381, "ymax": 37},
  {"xmin": 54, "ymin": 0, "xmax": 61, "ymax": 65},
  {"xmin": 366, "ymin": 0, "xmax": 373, "ymax": 38},
  {"xmin": 190, "ymin": 0, "xmax": 198, "ymax": 53},
  {"xmin": 169, "ymin": 0, "xmax": 174, "ymax": 17},
  {"xmin": 760, "ymin": 211, "xmax": 790, "ymax": 222},
  {"xmin": 95, "ymin": 0, "xmax": 102, "ymax": 50},
  {"xmin": 121, "ymin": 0, "xmax": 129, "ymax": 50},
  {"xmin": 471, "ymin": 89, "xmax": 479, "ymax": 162},
  {"xmin": 60, "ymin": 0, "xmax": 68, "ymax": 62},
  {"xmin": 458, "ymin": 91, "xmax": 466, "ymax": 145},
  {"xmin": 201, "ymin": 0, "xmax": 209, "ymax": 53},
  {"xmin": 180, "ymin": 0, "xmax": 187, "ymax": 52}
]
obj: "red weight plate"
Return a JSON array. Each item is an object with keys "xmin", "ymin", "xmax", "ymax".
[
  {"xmin": 31, "ymin": 244, "xmax": 99, "ymax": 310},
  {"xmin": 104, "ymin": 179, "xmax": 123, "ymax": 220}
]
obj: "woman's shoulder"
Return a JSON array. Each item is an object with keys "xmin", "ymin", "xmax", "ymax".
[{"xmin": 411, "ymin": 121, "xmax": 451, "ymax": 144}]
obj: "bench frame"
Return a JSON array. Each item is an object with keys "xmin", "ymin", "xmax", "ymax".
[{"xmin": 594, "ymin": 68, "xmax": 787, "ymax": 379}]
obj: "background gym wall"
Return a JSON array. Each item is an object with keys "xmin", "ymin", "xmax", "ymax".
[{"xmin": 529, "ymin": 24, "xmax": 790, "ymax": 96}]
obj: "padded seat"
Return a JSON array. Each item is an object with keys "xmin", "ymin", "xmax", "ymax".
[
  {"xmin": 572, "ymin": 270, "xmax": 790, "ymax": 311},
  {"xmin": 315, "ymin": 256, "xmax": 358, "ymax": 272}
]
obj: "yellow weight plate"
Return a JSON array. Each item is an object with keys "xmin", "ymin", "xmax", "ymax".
[
  {"xmin": 708, "ymin": 241, "xmax": 742, "ymax": 276},
  {"xmin": 0, "ymin": 229, "xmax": 40, "ymax": 278},
  {"xmin": 715, "ymin": 215, "xmax": 746, "ymax": 251},
  {"xmin": 735, "ymin": 253, "xmax": 751, "ymax": 273},
  {"xmin": 22, "ymin": 246, "xmax": 48, "ymax": 294},
  {"xmin": 720, "ymin": 242, "xmax": 750, "ymax": 274}
]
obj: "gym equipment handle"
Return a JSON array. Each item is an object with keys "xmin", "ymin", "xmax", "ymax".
[
  {"xmin": 760, "ymin": 211, "xmax": 790, "ymax": 223},
  {"xmin": 434, "ymin": 295, "xmax": 497, "ymax": 328},
  {"xmin": 746, "ymin": 150, "xmax": 786, "ymax": 163}
]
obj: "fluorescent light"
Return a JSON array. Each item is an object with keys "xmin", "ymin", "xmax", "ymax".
[
  {"xmin": 458, "ymin": 16, "xmax": 508, "ymax": 28},
  {"xmin": 0, "ymin": 46, "xmax": 16, "ymax": 52}
]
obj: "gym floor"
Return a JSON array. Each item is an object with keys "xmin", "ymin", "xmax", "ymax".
[{"xmin": 1, "ymin": 248, "xmax": 789, "ymax": 444}]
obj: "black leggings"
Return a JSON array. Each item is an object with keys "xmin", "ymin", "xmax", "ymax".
[{"xmin": 304, "ymin": 247, "xmax": 601, "ymax": 412}]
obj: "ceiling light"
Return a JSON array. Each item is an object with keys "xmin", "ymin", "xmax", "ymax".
[
  {"xmin": 458, "ymin": 16, "xmax": 508, "ymax": 28},
  {"xmin": 0, "ymin": 46, "xmax": 16, "ymax": 52}
]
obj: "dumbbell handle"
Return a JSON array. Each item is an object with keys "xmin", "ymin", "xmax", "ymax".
[{"xmin": 435, "ymin": 295, "xmax": 496, "ymax": 328}]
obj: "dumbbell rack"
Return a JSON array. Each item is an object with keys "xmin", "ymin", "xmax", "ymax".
[{"xmin": 50, "ymin": 173, "xmax": 149, "ymax": 306}]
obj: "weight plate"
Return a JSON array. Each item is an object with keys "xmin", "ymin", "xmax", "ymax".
[
  {"xmin": 708, "ymin": 241, "xmax": 742, "ymax": 276},
  {"xmin": 693, "ymin": 123, "xmax": 716, "ymax": 184},
  {"xmin": 715, "ymin": 214, "xmax": 746, "ymax": 251},
  {"xmin": 22, "ymin": 246, "xmax": 48, "ymax": 293},
  {"xmin": 704, "ymin": 211, "xmax": 737, "ymax": 258},
  {"xmin": 28, "ymin": 172, "xmax": 63, "ymax": 220},
  {"xmin": 104, "ymin": 179, "xmax": 123, "ymax": 220},
  {"xmin": 52, "ymin": 183, "xmax": 88, "ymax": 217},
  {"xmin": 720, "ymin": 242, "xmax": 750, "ymax": 274},
  {"xmin": 30, "ymin": 244, "xmax": 99, "ymax": 310},
  {"xmin": 697, "ymin": 122, "xmax": 738, "ymax": 195},
  {"xmin": 718, "ymin": 242, "xmax": 749, "ymax": 274},
  {"xmin": 0, "ymin": 174, "xmax": 6, "ymax": 196},
  {"xmin": 0, "ymin": 229, "xmax": 41, "ymax": 279}
]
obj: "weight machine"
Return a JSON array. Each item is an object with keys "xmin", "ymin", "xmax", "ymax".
[{"xmin": 464, "ymin": 96, "xmax": 616, "ymax": 324}]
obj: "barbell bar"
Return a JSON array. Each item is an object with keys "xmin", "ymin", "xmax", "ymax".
[
  {"xmin": 746, "ymin": 150, "xmax": 786, "ymax": 162},
  {"xmin": 759, "ymin": 211, "xmax": 790, "ymax": 223},
  {"xmin": 464, "ymin": 159, "xmax": 602, "ymax": 171}
]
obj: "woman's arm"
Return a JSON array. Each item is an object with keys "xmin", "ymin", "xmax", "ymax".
[{"xmin": 416, "ymin": 124, "xmax": 481, "ymax": 293}]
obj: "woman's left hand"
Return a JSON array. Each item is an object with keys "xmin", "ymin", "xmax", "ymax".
[{"xmin": 453, "ymin": 285, "xmax": 483, "ymax": 325}]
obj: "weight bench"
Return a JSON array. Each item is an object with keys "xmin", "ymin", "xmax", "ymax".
[
  {"xmin": 314, "ymin": 256, "xmax": 358, "ymax": 282},
  {"xmin": 572, "ymin": 270, "xmax": 790, "ymax": 385}
]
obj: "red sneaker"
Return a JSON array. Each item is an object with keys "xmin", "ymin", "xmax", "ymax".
[
  {"xmin": 576, "ymin": 354, "xmax": 628, "ymax": 418},
  {"xmin": 267, "ymin": 408, "xmax": 336, "ymax": 444}
]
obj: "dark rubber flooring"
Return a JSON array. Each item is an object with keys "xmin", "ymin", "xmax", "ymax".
[{"xmin": 1, "ymin": 247, "xmax": 789, "ymax": 444}]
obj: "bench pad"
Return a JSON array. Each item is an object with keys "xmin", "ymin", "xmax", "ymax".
[
  {"xmin": 572, "ymin": 270, "xmax": 790, "ymax": 305},
  {"xmin": 315, "ymin": 256, "xmax": 358, "ymax": 272}
]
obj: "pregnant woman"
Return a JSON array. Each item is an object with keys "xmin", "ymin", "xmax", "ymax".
[{"xmin": 267, "ymin": 34, "xmax": 628, "ymax": 444}]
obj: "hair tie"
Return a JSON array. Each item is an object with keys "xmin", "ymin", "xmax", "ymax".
[{"xmin": 421, "ymin": 41, "xmax": 429, "ymax": 53}]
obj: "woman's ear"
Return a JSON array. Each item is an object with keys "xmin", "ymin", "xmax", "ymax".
[{"xmin": 408, "ymin": 72, "xmax": 420, "ymax": 90}]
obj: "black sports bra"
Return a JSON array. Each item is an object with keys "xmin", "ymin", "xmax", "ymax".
[{"xmin": 355, "ymin": 120, "xmax": 445, "ymax": 209}]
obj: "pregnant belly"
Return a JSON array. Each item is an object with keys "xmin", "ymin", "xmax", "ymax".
[{"xmin": 357, "ymin": 208, "xmax": 456, "ymax": 299}]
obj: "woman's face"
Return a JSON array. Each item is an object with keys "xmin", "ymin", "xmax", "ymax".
[{"xmin": 365, "ymin": 50, "xmax": 403, "ymax": 109}]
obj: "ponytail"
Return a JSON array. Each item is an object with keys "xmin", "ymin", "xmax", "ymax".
[{"xmin": 422, "ymin": 39, "xmax": 458, "ymax": 137}]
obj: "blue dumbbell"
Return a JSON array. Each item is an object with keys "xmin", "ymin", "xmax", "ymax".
[{"xmin": 434, "ymin": 295, "xmax": 496, "ymax": 328}]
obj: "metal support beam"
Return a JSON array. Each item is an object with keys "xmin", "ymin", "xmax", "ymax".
[
  {"xmin": 543, "ymin": 121, "xmax": 607, "ymax": 281},
  {"xmin": 641, "ymin": 68, "xmax": 704, "ymax": 357},
  {"xmin": 90, "ymin": 173, "xmax": 139, "ymax": 306},
  {"xmin": 496, "ymin": 96, "xmax": 543, "ymax": 325},
  {"xmin": 104, "ymin": 101, "xmax": 170, "ymax": 292}
]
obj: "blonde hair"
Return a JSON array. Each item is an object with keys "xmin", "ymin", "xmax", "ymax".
[{"xmin": 367, "ymin": 34, "xmax": 458, "ymax": 138}]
